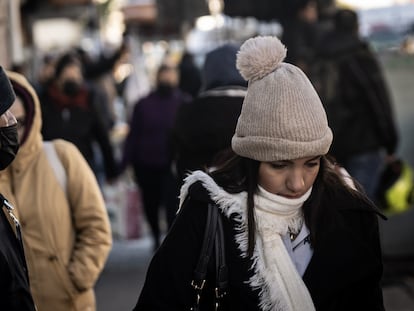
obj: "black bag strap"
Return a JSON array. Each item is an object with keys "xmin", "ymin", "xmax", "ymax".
[
  {"xmin": 192, "ymin": 203, "xmax": 218, "ymax": 288},
  {"xmin": 214, "ymin": 213, "xmax": 228, "ymax": 306},
  {"xmin": 191, "ymin": 203, "xmax": 228, "ymax": 310}
]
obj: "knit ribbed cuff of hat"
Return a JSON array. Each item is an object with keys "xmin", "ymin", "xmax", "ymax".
[{"xmin": 232, "ymin": 128, "xmax": 333, "ymax": 162}]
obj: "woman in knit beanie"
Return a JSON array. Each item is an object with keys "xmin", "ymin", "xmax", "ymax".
[{"xmin": 133, "ymin": 36, "xmax": 386, "ymax": 311}]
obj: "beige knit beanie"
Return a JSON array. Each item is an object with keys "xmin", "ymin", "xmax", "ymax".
[{"xmin": 231, "ymin": 36, "xmax": 333, "ymax": 161}]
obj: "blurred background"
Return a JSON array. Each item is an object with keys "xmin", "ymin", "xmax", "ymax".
[{"xmin": 3, "ymin": 0, "xmax": 414, "ymax": 310}]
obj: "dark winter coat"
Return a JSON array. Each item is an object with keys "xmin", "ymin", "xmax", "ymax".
[
  {"xmin": 134, "ymin": 173, "xmax": 385, "ymax": 311},
  {"xmin": 0, "ymin": 204, "xmax": 36, "ymax": 311},
  {"xmin": 172, "ymin": 87, "xmax": 246, "ymax": 182},
  {"xmin": 178, "ymin": 53, "xmax": 202, "ymax": 98},
  {"xmin": 281, "ymin": 18, "xmax": 320, "ymax": 76},
  {"xmin": 314, "ymin": 33, "xmax": 398, "ymax": 163},
  {"xmin": 171, "ymin": 44, "xmax": 247, "ymax": 183},
  {"xmin": 122, "ymin": 89, "xmax": 189, "ymax": 170}
]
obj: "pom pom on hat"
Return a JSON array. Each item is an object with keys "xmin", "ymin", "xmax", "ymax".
[
  {"xmin": 232, "ymin": 36, "xmax": 333, "ymax": 161},
  {"xmin": 236, "ymin": 36, "xmax": 287, "ymax": 82}
]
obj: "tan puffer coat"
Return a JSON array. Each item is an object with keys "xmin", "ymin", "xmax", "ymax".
[{"xmin": 0, "ymin": 71, "xmax": 112, "ymax": 311}]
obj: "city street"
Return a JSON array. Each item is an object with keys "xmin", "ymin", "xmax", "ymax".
[{"xmin": 95, "ymin": 53, "xmax": 414, "ymax": 311}]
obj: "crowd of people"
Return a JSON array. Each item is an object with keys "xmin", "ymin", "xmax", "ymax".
[{"xmin": 0, "ymin": 1, "xmax": 403, "ymax": 310}]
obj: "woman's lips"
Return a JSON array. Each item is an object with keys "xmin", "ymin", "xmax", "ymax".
[{"xmin": 280, "ymin": 194, "xmax": 302, "ymax": 199}]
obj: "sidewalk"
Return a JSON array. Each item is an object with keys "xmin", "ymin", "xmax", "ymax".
[
  {"xmin": 95, "ymin": 238, "xmax": 153, "ymax": 311},
  {"xmin": 383, "ymin": 278, "xmax": 414, "ymax": 311}
]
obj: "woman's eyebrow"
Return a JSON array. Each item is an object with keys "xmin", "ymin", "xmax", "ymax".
[
  {"xmin": 270, "ymin": 156, "xmax": 321, "ymax": 165},
  {"xmin": 271, "ymin": 160, "xmax": 291, "ymax": 164},
  {"xmin": 306, "ymin": 156, "xmax": 321, "ymax": 162}
]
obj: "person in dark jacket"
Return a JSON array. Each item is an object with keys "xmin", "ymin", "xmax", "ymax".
[
  {"xmin": 178, "ymin": 51, "xmax": 202, "ymax": 99},
  {"xmin": 39, "ymin": 52, "xmax": 119, "ymax": 183},
  {"xmin": 133, "ymin": 36, "xmax": 385, "ymax": 311},
  {"xmin": 0, "ymin": 66, "xmax": 36, "ymax": 311},
  {"xmin": 75, "ymin": 40, "xmax": 129, "ymax": 82},
  {"xmin": 121, "ymin": 64, "xmax": 190, "ymax": 250},
  {"xmin": 172, "ymin": 43, "xmax": 247, "ymax": 184},
  {"xmin": 314, "ymin": 9, "xmax": 399, "ymax": 201},
  {"xmin": 281, "ymin": 0, "xmax": 320, "ymax": 76}
]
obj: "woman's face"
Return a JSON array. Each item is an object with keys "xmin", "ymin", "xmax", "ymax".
[
  {"xmin": 258, "ymin": 156, "xmax": 321, "ymax": 198},
  {"xmin": 58, "ymin": 63, "xmax": 83, "ymax": 87}
]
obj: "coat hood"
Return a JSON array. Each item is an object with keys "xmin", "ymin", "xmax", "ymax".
[
  {"xmin": 202, "ymin": 44, "xmax": 247, "ymax": 91},
  {"xmin": 6, "ymin": 71, "xmax": 43, "ymax": 166}
]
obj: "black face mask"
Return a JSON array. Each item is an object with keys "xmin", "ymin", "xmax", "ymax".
[
  {"xmin": 0, "ymin": 124, "xmax": 19, "ymax": 170},
  {"xmin": 62, "ymin": 80, "xmax": 81, "ymax": 97},
  {"xmin": 156, "ymin": 82, "xmax": 174, "ymax": 96}
]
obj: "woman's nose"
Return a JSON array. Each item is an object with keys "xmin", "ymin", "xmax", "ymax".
[
  {"xmin": 0, "ymin": 110, "xmax": 17, "ymax": 127},
  {"xmin": 286, "ymin": 169, "xmax": 305, "ymax": 193}
]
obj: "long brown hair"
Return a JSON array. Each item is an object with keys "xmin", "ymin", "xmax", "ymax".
[{"xmin": 211, "ymin": 150, "xmax": 259, "ymax": 257}]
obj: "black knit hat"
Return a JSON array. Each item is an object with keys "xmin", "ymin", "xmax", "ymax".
[{"xmin": 0, "ymin": 66, "xmax": 16, "ymax": 115}]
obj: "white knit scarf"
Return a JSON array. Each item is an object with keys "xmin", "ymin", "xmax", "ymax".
[
  {"xmin": 253, "ymin": 186, "xmax": 315, "ymax": 311},
  {"xmin": 179, "ymin": 171, "xmax": 316, "ymax": 311}
]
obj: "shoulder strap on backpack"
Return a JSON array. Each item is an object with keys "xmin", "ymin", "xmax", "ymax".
[{"xmin": 43, "ymin": 141, "xmax": 67, "ymax": 194}]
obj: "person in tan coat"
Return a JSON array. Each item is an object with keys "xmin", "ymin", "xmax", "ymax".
[
  {"xmin": 0, "ymin": 70, "xmax": 112, "ymax": 310},
  {"xmin": 0, "ymin": 66, "xmax": 37, "ymax": 311}
]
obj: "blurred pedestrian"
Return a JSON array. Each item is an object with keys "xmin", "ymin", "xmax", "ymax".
[
  {"xmin": 178, "ymin": 51, "xmax": 202, "ymax": 99},
  {"xmin": 281, "ymin": 0, "xmax": 321, "ymax": 76},
  {"xmin": 2, "ymin": 70, "xmax": 112, "ymax": 311},
  {"xmin": 34, "ymin": 53, "xmax": 58, "ymax": 94},
  {"xmin": 39, "ymin": 51, "xmax": 119, "ymax": 184},
  {"xmin": 75, "ymin": 39, "xmax": 129, "ymax": 83},
  {"xmin": 314, "ymin": 8, "xmax": 399, "ymax": 201},
  {"xmin": 134, "ymin": 36, "xmax": 386, "ymax": 311},
  {"xmin": 121, "ymin": 64, "xmax": 190, "ymax": 251},
  {"xmin": 75, "ymin": 39, "xmax": 130, "ymax": 128},
  {"xmin": 0, "ymin": 66, "xmax": 36, "ymax": 310},
  {"xmin": 172, "ymin": 43, "xmax": 247, "ymax": 184}
]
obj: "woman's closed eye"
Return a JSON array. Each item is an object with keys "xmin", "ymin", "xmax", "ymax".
[
  {"xmin": 16, "ymin": 118, "xmax": 26, "ymax": 130},
  {"xmin": 305, "ymin": 161, "xmax": 320, "ymax": 168},
  {"xmin": 270, "ymin": 162, "xmax": 289, "ymax": 169},
  {"xmin": 305, "ymin": 157, "xmax": 321, "ymax": 168}
]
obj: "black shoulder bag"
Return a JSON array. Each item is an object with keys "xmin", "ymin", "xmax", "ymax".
[{"xmin": 190, "ymin": 203, "xmax": 228, "ymax": 311}]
